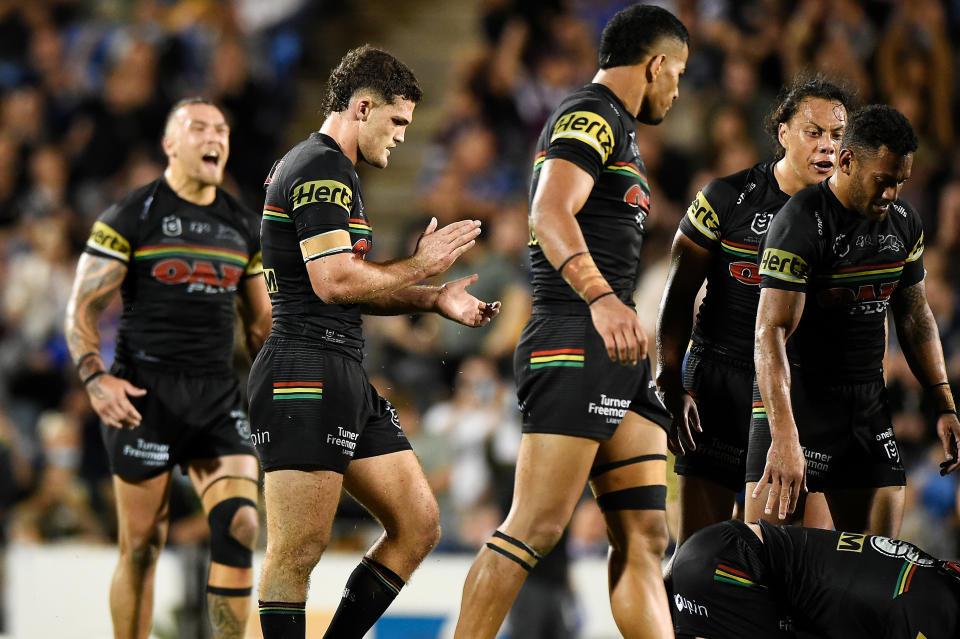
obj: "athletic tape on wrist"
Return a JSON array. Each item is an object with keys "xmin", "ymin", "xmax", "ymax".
[{"xmin": 560, "ymin": 252, "xmax": 613, "ymax": 304}]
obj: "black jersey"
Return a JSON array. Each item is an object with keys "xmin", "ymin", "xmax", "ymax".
[
  {"xmin": 528, "ymin": 83, "xmax": 651, "ymax": 309},
  {"xmin": 758, "ymin": 181, "xmax": 924, "ymax": 383},
  {"xmin": 758, "ymin": 521, "xmax": 960, "ymax": 639},
  {"xmin": 260, "ymin": 132, "xmax": 371, "ymax": 359},
  {"xmin": 83, "ymin": 178, "xmax": 262, "ymax": 373},
  {"xmin": 679, "ymin": 162, "xmax": 789, "ymax": 362}
]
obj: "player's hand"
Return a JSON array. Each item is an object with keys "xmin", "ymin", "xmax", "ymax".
[
  {"xmin": 87, "ymin": 374, "xmax": 147, "ymax": 429},
  {"xmin": 753, "ymin": 437, "xmax": 806, "ymax": 520},
  {"xmin": 937, "ymin": 412, "xmax": 960, "ymax": 476},
  {"xmin": 411, "ymin": 217, "xmax": 481, "ymax": 277},
  {"xmin": 661, "ymin": 385, "xmax": 701, "ymax": 455},
  {"xmin": 589, "ymin": 293, "xmax": 646, "ymax": 366},
  {"xmin": 435, "ymin": 274, "xmax": 501, "ymax": 327}
]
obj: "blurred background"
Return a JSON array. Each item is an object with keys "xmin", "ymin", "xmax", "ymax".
[{"xmin": 1, "ymin": 0, "xmax": 960, "ymax": 637}]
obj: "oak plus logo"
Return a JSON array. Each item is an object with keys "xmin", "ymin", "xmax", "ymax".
[{"xmin": 674, "ymin": 593, "xmax": 708, "ymax": 617}]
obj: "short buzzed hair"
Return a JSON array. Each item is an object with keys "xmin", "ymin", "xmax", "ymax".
[
  {"xmin": 163, "ymin": 97, "xmax": 224, "ymax": 136},
  {"xmin": 323, "ymin": 44, "xmax": 422, "ymax": 114},
  {"xmin": 598, "ymin": 4, "xmax": 689, "ymax": 70},
  {"xmin": 842, "ymin": 104, "xmax": 918, "ymax": 158}
]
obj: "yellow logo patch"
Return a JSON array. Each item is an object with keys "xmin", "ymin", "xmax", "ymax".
[
  {"xmin": 246, "ymin": 251, "xmax": 264, "ymax": 276},
  {"xmin": 686, "ymin": 191, "xmax": 720, "ymax": 241},
  {"xmin": 87, "ymin": 221, "xmax": 131, "ymax": 262},
  {"xmin": 759, "ymin": 248, "xmax": 810, "ymax": 283},
  {"xmin": 550, "ymin": 110, "xmax": 614, "ymax": 162},
  {"xmin": 908, "ymin": 232, "xmax": 924, "ymax": 262},
  {"xmin": 836, "ymin": 532, "xmax": 865, "ymax": 552},
  {"xmin": 291, "ymin": 180, "xmax": 353, "ymax": 212},
  {"xmin": 263, "ymin": 268, "xmax": 279, "ymax": 293}
]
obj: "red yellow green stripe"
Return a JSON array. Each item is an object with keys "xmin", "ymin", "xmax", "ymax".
[
  {"xmin": 603, "ymin": 162, "xmax": 649, "ymax": 190},
  {"xmin": 134, "ymin": 244, "xmax": 248, "ymax": 266},
  {"xmin": 349, "ymin": 218, "xmax": 373, "ymax": 235},
  {"xmin": 530, "ymin": 348, "xmax": 584, "ymax": 369},
  {"xmin": 720, "ymin": 239, "xmax": 758, "ymax": 258},
  {"xmin": 273, "ymin": 381, "xmax": 323, "ymax": 400},
  {"xmin": 893, "ymin": 561, "xmax": 917, "ymax": 598},
  {"xmin": 533, "ymin": 151, "xmax": 547, "ymax": 171},
  {"xmin": 751, "ymin": 401, "xmax": 767, "ymax": 420},
  {"xmin": 819, "ymin": 261, "xmax": 904, "ymax": 282},
  {"xmin": 263, "ymin": 204, "xmax": 291, "ymax": 223},
  {"xmin": 714, "ymin": 563, "xmax": 767, "ymax": 589},
  {"xmin": 361, "ymin": 558, "xmax": 402, "ymax": 595}
]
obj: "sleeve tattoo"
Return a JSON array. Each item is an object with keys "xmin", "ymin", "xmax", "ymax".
[{"xmin": 65, "ymin": 254, "xmax": 127, "ymax": 380}]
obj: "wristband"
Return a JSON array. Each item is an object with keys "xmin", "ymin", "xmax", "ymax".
[
  {"xmin": 82, "ymin": 370, "xmax": 106, "ymax": 387},
  {"xmin": 558, "ymin": 251, "xmax": 588, "ymax": 274},
  {"xmin": 560, "ymin": 252, "xmax": 612, "ymax": 304},
  {"xmin": 76, "ymin": 352, "xmax": 99, "ymax": 372},
  {"xmin": 937, "ymin": 409, "xmax": 958, "ymax": 417},
  {"xmin": 588, "ymin": 291, "xmax": 616, "ymax": 305}
]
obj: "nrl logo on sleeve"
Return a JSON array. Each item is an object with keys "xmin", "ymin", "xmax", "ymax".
[
  {"xmin": 162, "ymin": 215, "xmax": 182, "ymax": 237},
  {"xmin": 750, "ymin": 211, "xmax": 773, "ymax": 235}
]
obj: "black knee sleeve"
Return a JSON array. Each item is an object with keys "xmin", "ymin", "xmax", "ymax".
[
  {"xmin": 208, "ymin": 497, "xmax": 257, "ymax": 567},
  {"xmin": 596, "ymin": 485, "xmax": 667, "ymax": 512}
]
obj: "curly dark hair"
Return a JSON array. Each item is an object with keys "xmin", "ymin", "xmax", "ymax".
[
  {"xmin": 598, "ymin": 4, "xmax": 689, "ymax": 70},
  {"xmin": 766, "ymin": 75, "xmax": 854, "ymax": 159},
  {"xmin": 842, "ymin": 104, "xmax": 919, "ymax": 157},
  {"xmin": 323, "ymin": 45, "xmax": 422, "ymax": 115}
]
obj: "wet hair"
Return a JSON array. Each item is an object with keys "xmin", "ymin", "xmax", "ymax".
[
  {"xmin": 163, "ymin": 96, "xmax": 223, "ymax": 136},
  {"xmin": 323, "ymin": 44, "xmax": 422, "ymax": 114},
  {"xmin": 598, "ymin": 4, "xmax": 689, "ymax": 70},
  {"xmin": 767, "ymin": 75, "xmax": 853, "ymax": 159},
  {"xmin": 842, "ymin": 104, "xmax": 918, "ymax": 158}
]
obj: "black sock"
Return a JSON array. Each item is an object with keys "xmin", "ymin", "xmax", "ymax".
[
  {"xmin": 259, "ymin": 600, "xmax": 305, "ymax": 639},
  {"xmin": 322, "ymin": 557, "xmax": 405, "ymax": 638}
]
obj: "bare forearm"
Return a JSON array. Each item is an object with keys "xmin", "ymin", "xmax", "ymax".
[
  {"xmin": 893, "ymin": 281, "xmax": 950, "ymax": 390},
  {"xmin": 755, "ymin": 323, "xmax": 799, "ymax": 442},
  {"xmin": 656, "ymin": 300, "xmax": 693, "ymax": 389},
  {"xmin": 360, "ymin": 285, "xmax": 440, "ymax": 315},
  {"xmin": 65, "ymin": 254, "xmax": 125, "ymax": 380},
  {"xmin": 313, "ymin": 256, "xmax": 427, "ymax": 305}
]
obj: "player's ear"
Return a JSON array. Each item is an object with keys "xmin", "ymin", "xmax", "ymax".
[
  {"xmin": 646, "ymin": 54, "xmax": 665, "ymax": 82},
  {"xmin": 355, "ymin": 96, "xmax": 373, "ymax": 122},
  {"xmin": 161, "ymin": 135, "xmax": 175, "ymax": 158},
  {"xmin": 837, "ymin": 148, "xmax": 854, "ymax": 175},
  {"xmin": 777, "ymin": 122, "xmax": 790, "ymax": 151}
]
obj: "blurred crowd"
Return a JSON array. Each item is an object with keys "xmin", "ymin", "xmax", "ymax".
[{"xmin": 3, "ymin": 0, "xmax": 960, "ymax": 628}]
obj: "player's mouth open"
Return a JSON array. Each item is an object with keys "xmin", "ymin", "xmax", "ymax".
[
  {"xmin": 812, "ymin": 160, "xmax": 833, "ymax": 173},
  {"xmin": 202, "ymin": 151, "xmax": 220, "ymax": 166}
]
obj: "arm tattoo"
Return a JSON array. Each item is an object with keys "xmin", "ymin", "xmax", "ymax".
[
  {"xmin": 892, "ymin": 281, "xmax": 937, "ymax": 344},
  {"xmin": 207, "ymin": 594, "xmax": 244, "ymax": 639},
  {"xmin": 65, "ymin": 255, "xmax": 126, "ymax": 379}
]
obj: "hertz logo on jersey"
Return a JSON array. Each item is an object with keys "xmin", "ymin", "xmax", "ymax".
[
  {"xmin": 759, "ymin": 248, "xmax": 810, "ymax": 283},
  {"xmin": 87, "ymin": 221, "xmax": 132, "ymax": 262},
  {"xmin": 550, "ymin": 110, "xmax": 614, "ymax": 163},
  {"xmin": 291, "ymin": 180, "xmax": 354, "ymax": 212},
  {"xmin": 685, "ymin": 191, "xmax": 720, "ymax": 242}
]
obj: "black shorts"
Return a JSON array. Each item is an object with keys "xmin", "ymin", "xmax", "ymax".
[
  {"xmin": 673, "ymin": 347, "xmax": 753, "ymax": 492},
  {"xmin": 514, "ymin": 312, "xmax": 672, "ymax": 440},
  {"xmin": 100, "ymin": 362, "xmax": 256, "ymax": 481},
  {"xmin": 672, "ymin": 519, "xmax": 792, "ymax": 639},
  {"xmin": 247, "ymin": 336, "xmax": 411, "ymax": 473},
  {"xmin": 745, "ymin": 373, "xmax": 905, "ymax": 491}
]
